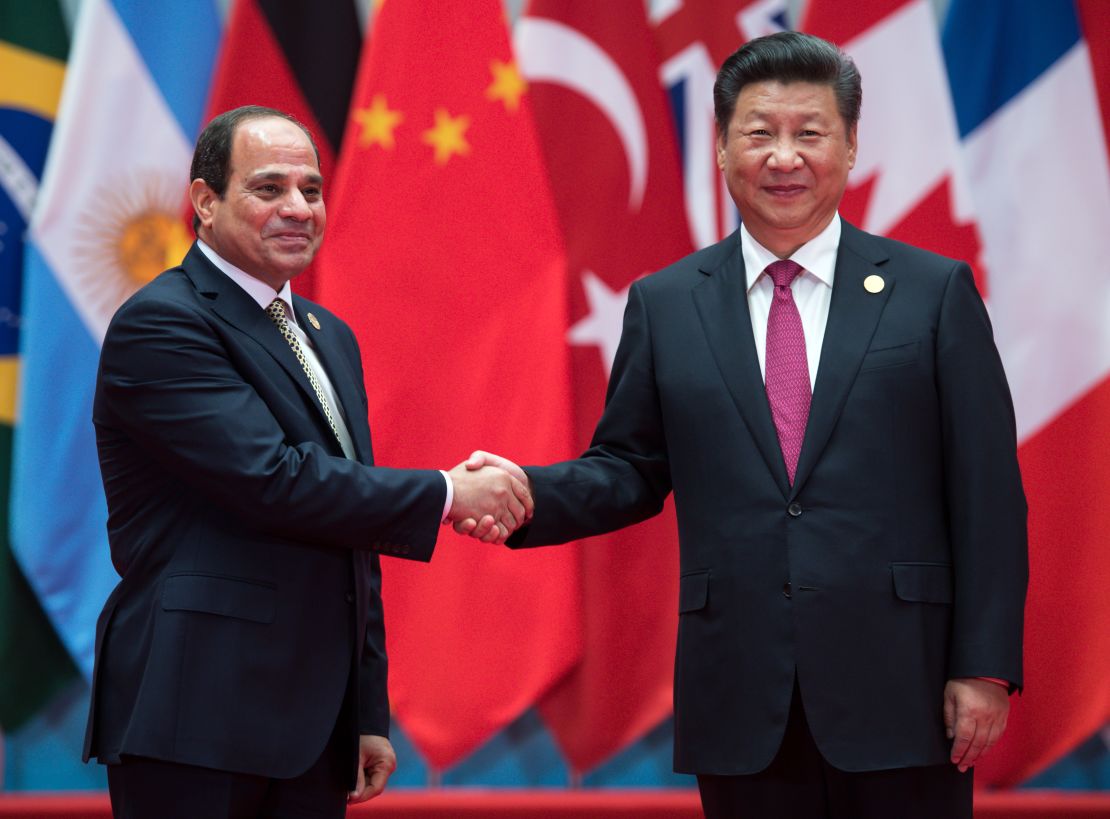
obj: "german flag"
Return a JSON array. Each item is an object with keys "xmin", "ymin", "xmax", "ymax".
[{"xmin": 203, "ymin": 0, "xmax": 363, "ymax": 300}]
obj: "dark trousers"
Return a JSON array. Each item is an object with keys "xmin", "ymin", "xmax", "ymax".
[
  {"xmin": 697, "ymin": 684, "xmax": 973, "ymax": 819},
  {"xmin": 106, "ymin": 725, "xmax": 348, "ymax": 819}
]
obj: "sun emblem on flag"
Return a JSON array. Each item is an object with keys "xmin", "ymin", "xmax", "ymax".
[{"xmin": 71, "ymin": 172, "xmax": 192, "ymax": 330}]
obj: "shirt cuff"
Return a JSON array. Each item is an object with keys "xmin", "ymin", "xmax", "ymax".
[
  {"xmin": 977, "ymin": 677, "xmax": 1010, "ymax": 689},
  {"xmin": 439, "ymin": 470, "xmax": 453, "ymax": 523}
]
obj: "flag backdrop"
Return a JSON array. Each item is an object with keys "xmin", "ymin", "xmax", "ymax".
[
  {"xmin": 10, "ymin": 0, "xmax": 220, "ymax": 677},
  {"xmin": 203, "ymin": 0, "xmax": 362, "ymax": 301},
  {"xmin": 0, "ymin": 0, "xmax": 77, "ymax": 732},
  {"xmin": 653, "ymin": 0, "xmax": 788, "ymax": 250},
  {"xmin": 943, "ymin": 0, "xmax": 1110, "ymax": 786},
  {"xmin": 2, "ymin": 0, "xmax": 1109, "ymax": 790},
  {"xmin": 515, "ymin": 0, "xmax": 693, "ymax": 773},
  {"xmin": 315, "ymin": 0, "xmax": 580, "ymax": 769}
]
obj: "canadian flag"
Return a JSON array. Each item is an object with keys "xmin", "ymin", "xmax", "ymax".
[{"xmin": 804, "ymin": 0, "xmax": 1110, "ymax": 786}]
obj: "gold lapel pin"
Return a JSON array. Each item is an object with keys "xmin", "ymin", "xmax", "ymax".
[
  {"xmin": 863, "ymin": 274, "xmax": 885, "ymax": 294},
  {"xmin": 307, "ymin": 312, "xmax": 321, "ymax": 330}
]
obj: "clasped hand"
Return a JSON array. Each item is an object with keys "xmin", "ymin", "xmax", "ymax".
[{"xmin": 445, "ymin": 451, "xmax": 532, "ymax": 544}]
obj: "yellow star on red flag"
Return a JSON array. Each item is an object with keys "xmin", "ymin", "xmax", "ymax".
[
  {"xmin": 353, "ymin": 95, "xmax": 403, "ymax": 150},
  {"xmin": 422, "ymin": 108, "xmax": 471, "ymax": 164},
  {"xmin": 487, "ymin": 59, "xmax": 526, "ymax": 112}
]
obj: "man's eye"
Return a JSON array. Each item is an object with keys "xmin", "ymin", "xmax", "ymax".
[
  {"xmin": 748, "ymin": 129, "xmax": 771, "ymax": 137},
  {"xmin": 257, "ymin": 184, "xmax": 279, "ymax": 194},
  {"xmin": 303, "ymin": 188, "xmax": 321, "ymax": 199}
]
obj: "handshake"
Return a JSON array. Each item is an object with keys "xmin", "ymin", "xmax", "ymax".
[{"xmin": 445, "ymin": 451, "xmax": 530, "ymax": 544}]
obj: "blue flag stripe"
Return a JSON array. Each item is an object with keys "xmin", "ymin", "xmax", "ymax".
[
  {"xmin": 12, "ymin": 244, "xmax": 112, "ymax": 676},
  {"xmin": 108, "ymin": 0, "xmax": 221, "ymax": 139},
  {"xmin": 942, "ymin": 0, "xmax": 1081, "ymax": 138}
]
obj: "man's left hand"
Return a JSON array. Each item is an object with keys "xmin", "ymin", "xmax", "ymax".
[
  {"xmin": 944, "ymin": 677, "xmax": 1010, "ymax": 773},
  {"xmin": 348, "ymin": 734, "xmax": 396, "ymax": 804}
]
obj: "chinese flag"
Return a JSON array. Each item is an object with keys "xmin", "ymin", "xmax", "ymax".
[
  {"xmin": 203, "ymin": 0, "xmax": 361, "ymax": 299},
  {"xmin": 314, "ymin": 0, "xmax": 579, "ymax": 769},
  {"xmin": 518, "ymin": 0, "xmax": 693, "ymax": 772}
]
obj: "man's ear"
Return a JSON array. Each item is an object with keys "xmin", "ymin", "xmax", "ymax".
[
  {"xmin": 716, "ymin": 133, "xmax": 727, "ymax": 171},
  {"xmin": 189, "ymin": 178, "xmax": 217, "ymax": 231}
]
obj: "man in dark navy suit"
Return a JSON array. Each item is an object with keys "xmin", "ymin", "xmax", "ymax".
[
  {"xmin": 84, "ymin": 106, "xmax": 531, "ymax": 818},
  {"xmin": 463, "ymin": 33, "xmax": 1027, "ymax": 819}
]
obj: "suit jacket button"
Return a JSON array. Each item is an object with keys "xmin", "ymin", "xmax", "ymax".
[
  {"xmin": 345, "ymin": 591, "xmax": 355, "ymax": 604},
  {"xmin": 787, "ymin": 502, "xmax": 803, "ymax": 518},
  {"xmin": 783, "ymin": 583, "xmax": 792, "ymax": 599}
]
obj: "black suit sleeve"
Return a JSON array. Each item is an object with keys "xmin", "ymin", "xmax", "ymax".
[
  {"xmin": 935, "ymin": 264, "xmax": 1028, "ymax": 689},
  {"xmin": 97, "ymin": 293, "xmax": 444, "ymax": 557},
  {"xmin": 513, "ymin": 280, "xmax": 672, "ymax": 546}
]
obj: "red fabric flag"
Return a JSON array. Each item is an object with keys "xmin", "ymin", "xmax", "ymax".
[
  {"xmin": 971, "ymin": 3, "xmax": 1110, "ymax": 786},
  {"xmin": 517, "ymin": 0, "xmax": 693, "ymax": 773},
  {"xmin": 314, "ymin": 0, "xmax": 579, "ymax": 769},
  {"xmin": 803, "ymin": 0, "xmax": 1110, "ymax": 786},
  {"xmin": 203, "ymin": 0, "xmax": 361, "ymax": 299}
]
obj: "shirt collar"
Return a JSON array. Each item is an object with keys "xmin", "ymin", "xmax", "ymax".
[
  {"xmin": 196, "ymin": 240, "xmax": 297, "ymax": 324},
  {"xmin": 742, "ymin": 214, "xmax": 841, "ymax": 293}
]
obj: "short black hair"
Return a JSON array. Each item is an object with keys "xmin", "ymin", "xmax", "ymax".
[
  {"xmin": 189, "ymin": 105, "xmax": 321, "ymax": 231},
  {"xmin": 714, "ymin": 31, "xmax": 861, "ymax": 136}
]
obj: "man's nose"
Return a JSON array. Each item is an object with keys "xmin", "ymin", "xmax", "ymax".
[
  {"xmin": 279, "ymin": 190, "xmax": 313, "ymax": 220},
  {"xmin": 767, "ymin": 138, "xmax": 804, "ymax": 170}
]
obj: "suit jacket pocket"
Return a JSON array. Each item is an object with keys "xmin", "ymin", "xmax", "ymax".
[
  {"xmin": 679, "ymin": 570, "xmax": 709, "ymax": 613},
  {"xmin": 860, "ymin": 341, "xmax": 919, "ymax": 371},
  {"xmin": 162, "ymin": 573, "xmax": 277, "ymax": 624},
  {"xmin": 891, "ymin": 562, "xmax": 953, "ymax": 604}
]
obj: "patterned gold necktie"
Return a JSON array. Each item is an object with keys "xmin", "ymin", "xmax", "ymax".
[{"xmin": 266, "ymin": 298, "xmax": 344, "ymax": 449}]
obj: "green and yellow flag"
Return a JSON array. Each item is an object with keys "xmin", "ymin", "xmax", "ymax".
[{"xmin": 0, "ymin": 0, "xmax": 77, "ymax": 732}]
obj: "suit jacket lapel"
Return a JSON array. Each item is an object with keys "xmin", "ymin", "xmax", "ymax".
[
  {"xmin": 181, "ymin": 245, "xmax": 342, "ymax": 452},
  {"xmin": 692, "ymin": 233, "xmax": 792, "ymax": 497},
  {"xmin": 792, "ymin": 222, "xmax": 893, "ymax": 494},
  {"xmin": 291, "ymin": 297, "xmax": 372, "ymax": 463}
]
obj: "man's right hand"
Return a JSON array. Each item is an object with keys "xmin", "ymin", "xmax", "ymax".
[
  {"xmin": 446, "ymin": 460, "xmax": 533, "ymax": 544},
  {"xmin": 451, "ymin": 451, "xmax": 532, "ymax": 541}
]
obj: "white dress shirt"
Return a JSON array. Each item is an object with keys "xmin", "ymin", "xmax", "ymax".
[
  {"xmin": 195, "ymin": 241, "xmax": 454, "ymax": 519},
  {"xmin": 742, "ymin": 214, "xmax": 841, "ymax": 389}
]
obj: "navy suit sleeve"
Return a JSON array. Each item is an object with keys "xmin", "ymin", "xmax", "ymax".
[
  {"xmin": 514, "ymin": 280, "xmax": 672, "ymax": 546},
  {"xmin": 96, "ymin": 293, "xmax": 444, "ymax": 557},
  {"xmin": 935, "ymin": 264, "xmax": 1028, "ymax": 689}
]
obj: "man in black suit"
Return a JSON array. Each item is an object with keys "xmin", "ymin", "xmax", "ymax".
[
  {"xmin": 462, "ymin": 32, "xmax": 1027, "ymax": 818},
  {"xmin": 83, "ymin": 105, "xmax": 531, "ymax": 818}
]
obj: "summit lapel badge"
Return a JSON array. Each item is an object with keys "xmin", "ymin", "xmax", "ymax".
[
  {"xmin": 307, "ymin": 312, "xmax": 321, "ymax": 330},
  {"xmin": 863, "ymin": 275, "xmax": 885, "ymax": 294}
]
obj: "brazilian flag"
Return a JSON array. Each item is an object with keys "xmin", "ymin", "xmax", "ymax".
[{"xmin": 0, "ymin": 1, "xmax": 77, "ymax": 731}]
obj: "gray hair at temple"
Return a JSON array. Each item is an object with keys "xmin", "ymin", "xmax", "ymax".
[{"xmin": 713, "ymin": 31, "xmax": 862, "ymax": 136}]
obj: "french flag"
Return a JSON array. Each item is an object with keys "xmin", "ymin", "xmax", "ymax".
[{"xmin": 943, "ymin": 0, "xmax": 1110, "ymax": 787}]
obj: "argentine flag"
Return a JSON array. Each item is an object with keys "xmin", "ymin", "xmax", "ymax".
[
  {"xmin": 12, "ymin": 0, "xmax": 219, "ymax": 676},
  {"xmin": 943, "ymin": 0, "xmax": 1110, "ymax": 786}
]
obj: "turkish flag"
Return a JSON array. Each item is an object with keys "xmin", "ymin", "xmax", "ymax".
[
  {"xmin": 313, "ymin": 0, "xmax": 579, "ymax": 769},
  {"xmin": 517, "ymin": 0, "xmax": 693, "ymax": 773},
  {"xmin": 203, "ymin": 0, "xmax": 361, "ymax": 300}
]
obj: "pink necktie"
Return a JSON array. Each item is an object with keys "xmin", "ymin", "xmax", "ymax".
[{"xmin": 764, "ymin": 260, "xmax": 811, "ymax": 484}]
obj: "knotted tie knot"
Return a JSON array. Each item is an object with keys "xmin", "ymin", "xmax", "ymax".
[{"xmin": 766, "ymin": 258, "xmax": 803, "ymax": 290}]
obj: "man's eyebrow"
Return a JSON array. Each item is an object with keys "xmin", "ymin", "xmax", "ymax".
[{"xmin": 247, "ymin": 170, "xmax": 324, "ymax": 185}]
